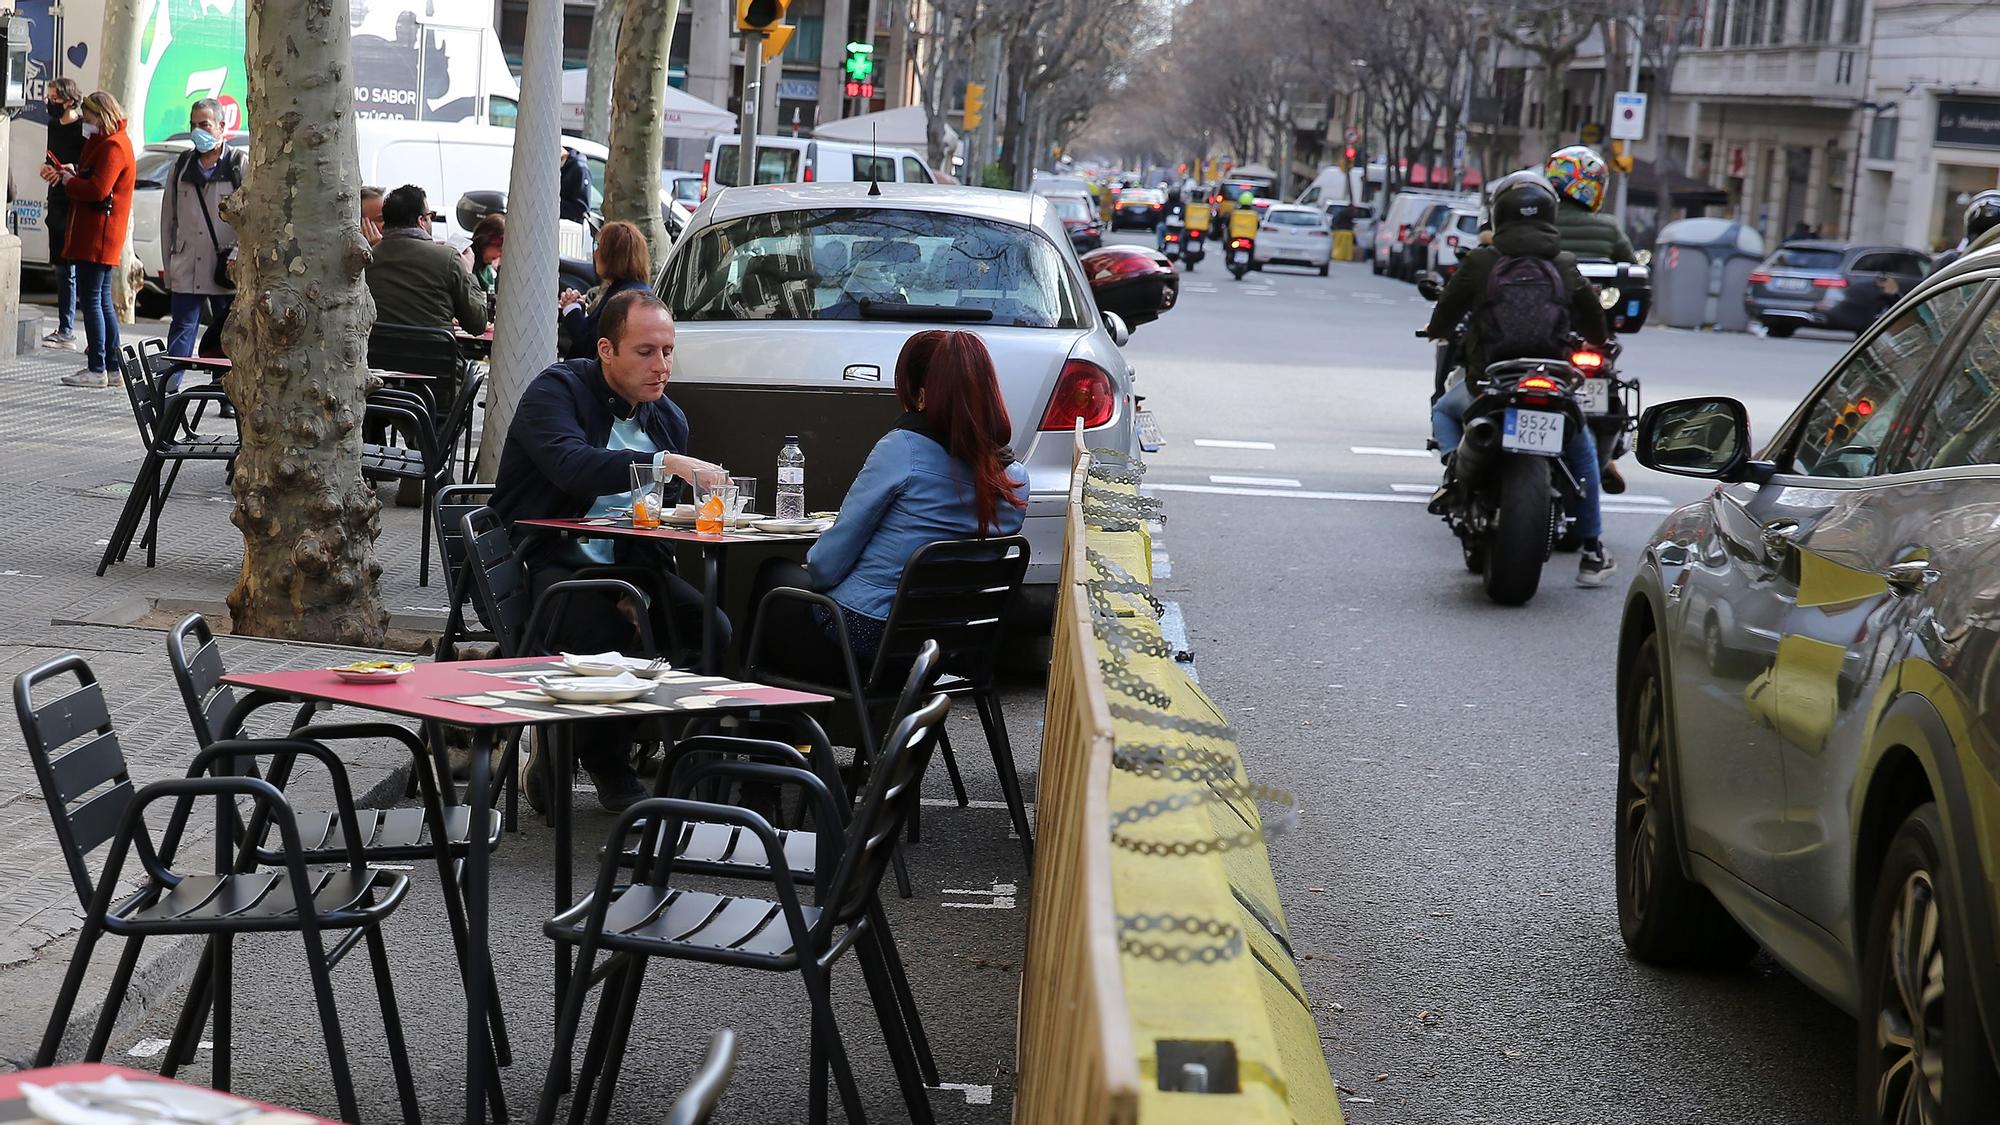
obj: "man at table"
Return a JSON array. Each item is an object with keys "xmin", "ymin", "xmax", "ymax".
[{"xmin": 492, "ymin": 289, "xmax": 724, "ymax": 812}]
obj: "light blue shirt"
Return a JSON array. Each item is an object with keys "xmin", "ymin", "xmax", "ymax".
[{"xmin": 577, "ymin": 417, "xmax": 658, "ymax": 565}]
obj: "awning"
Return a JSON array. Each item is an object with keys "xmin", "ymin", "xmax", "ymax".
[
  {"xmin": 558, "ymin": 68, "xmax": 736, "ymax": 139},
  {"xmin": 814, "ymin": 105, "xmax": 957, "ymax": 151},
  {"xmin": 1628, "ymin": 159, "xmax": 1730, "ymax": 209}
]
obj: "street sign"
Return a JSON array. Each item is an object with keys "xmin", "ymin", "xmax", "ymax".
[
  {"xmin": 1580, "ymin": 121, "xmax": 1604, "ymax": 145},
  {"xmin": 1612, "ymin": 92, "xmax": 1647, "ymax": 141},
  {"xmin": 1344, "ymin": 125, "xmax": 1360, "ymax": 145}
]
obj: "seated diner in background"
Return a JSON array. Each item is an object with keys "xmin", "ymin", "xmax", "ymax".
[
  {"xmin": 752, "ymin": 329, "xmax": 1029, "ymax": 682},
  {"xmin": 491, "ymin": 289, "xmax": 724, "ymax": 812},
  {"xmin": 560, "ymin": 219, "xmax": 653, "ymax": 361}
]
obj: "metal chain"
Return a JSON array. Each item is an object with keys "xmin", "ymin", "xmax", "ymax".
[
  {"xmin": 1110, "ymin": 702, "xmax": 1235, "ymax": 742},
  {"xmin": 1093, "ymin": 613, "xmax": 1174, "ymax": 659},
  {"xmin": 1087, "ymin": 574, "xmax": 1164, "ymax": 618},
  {"xmin": 1117, "ymin": 913, "xmax": 1244, "ymax": 964},
  {"xmin": 1109, "ymin": 783, "xmax": 1301, "ymax": 856},
  {"xmin": 1099, "ymin": 657, "xmax": 1174, "ymax": 709},
  {"xmin": 1082, "ymin": 483, "xmax": 1164, "ymax": 520},
  {"xmin": 1112, "ymin": 742, "xmax": 1238, "ymax": 784},
  {"xmin": 1084, "ymin": 510, "xmax": 1143, "ymax": 533}
]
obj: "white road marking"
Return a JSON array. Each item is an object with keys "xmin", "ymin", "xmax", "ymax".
[
  {"xmin": 1150, "ymin": 482, "xmax": 1675, "ymax": 514},
  {"xmin": 941, "ymin": 882, "xmax": 1018, "ymax": 909},
  {"xmin": 938, "ymin": 1083, "xmax": 995, "ymax": 1105},
  {"xmin": 1209, "ymin": 474, "xmax": 1301, "ymax": 487},
  {"xmin": 1388, "ymin": 483, "xmax": 1435, "ymax": 493},
  {"xmin": 1351, "ymin": 446, "xmax": 1437, "ymax": 458},
  {"xmin": 1192, "ymin": 438, "xmax": 1277, "ymax": 450},
  {"xmin": 1388, "ymin": 482, "xmax": 1674, "ymax": 505},
  {"xmin": 130, "ymin": 1037, "xmax": 211, "ymax": 1058}
]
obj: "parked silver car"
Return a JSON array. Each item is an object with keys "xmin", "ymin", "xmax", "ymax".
[
  {"xmin": 1617, "ymin": 246, "xmax": 2000, "ymax": 1121},
  {"xmin": 655, "ymin": 182, "xmax": 1165, "ymax": 615}
]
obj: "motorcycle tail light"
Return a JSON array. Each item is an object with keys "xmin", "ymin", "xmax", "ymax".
[
  {"xmin": 1518, "ymin": 375, "xmax": 1561, "ymax": 392},
  {"xmin": 1040, "ymin": 359, "xmax": 1116, "ymax": 431},
  {"xmin": 1570, "ymin": 351, "xmax": 1605, "ymax": 369}
]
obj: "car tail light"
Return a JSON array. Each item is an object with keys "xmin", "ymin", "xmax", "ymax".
[
  {"xmin": 1518, "ymin": 375, "xmax": 1561, "ymax": 392},
  {"xmin": 803, "ymin": 164, "xmax": 815, "ymax": 183},
  {"xmin": 1398, "ymin": 224, "xmax": 1410, "ymax": 240},
  {"xmin": 1570, "ymin": 351, "xmax": 1604, "ymax": 369},
  {"xmin": 1813, "ymin": 276, "xmax": 1848, "ymax": 288},
  {"xmin": 701, "ymin": 158, "xmax": 710, "ymax": 200},
  {"xmin": 1039, "ymin": 359, "xmax": 1116, "ymax": 431},
  {"xmin": 1747, "ymin": 271, "xmax": 1770, "ymax": 284}
]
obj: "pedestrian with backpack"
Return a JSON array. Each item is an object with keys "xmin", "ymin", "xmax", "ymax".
[
  {"xmin": 1423, "ymin": 171, "xmax": 1617, "ymax": 585},
  {"xmin": 161, "ymin": 98, "xmax": 243, "ymax": 389}
]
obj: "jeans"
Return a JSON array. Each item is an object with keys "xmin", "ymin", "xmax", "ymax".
[
  {"xmin": 168, "ymin": 292, "xmax": 233, "ymax": 387},
  {"xmin": 49, "ymin": 216, "xmax": 75, "ymax": 335},
  {"xmin": 75, "ymin": 262, "xmax": 119, "ymax": 372},
  {"xmin": 1431, "ymin": 380, "xmax": 1603, "ymax": 541}
]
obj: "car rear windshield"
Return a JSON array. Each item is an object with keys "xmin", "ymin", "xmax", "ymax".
[
  {"xmin": 1765, "ymin": 247, "xmax": 1844, "ymax": 272},
  {"xmin": 1265, "ymin": 210, "xmax": 1321, "ymax": 227},
  {"xmin": 663, "ymin": 207, "xmax": 1088, "ymax": 328},
  {"xmin": 1220, "ymin": 180, "xmax": 1266, "ymax": 199},
  {"xmin": 1051, "ymin": 197, "xmax": 1095, "ymax": 223},
  {"xmin": 712, "ymin": 145, "xmax": 801, "ymax": 187}
]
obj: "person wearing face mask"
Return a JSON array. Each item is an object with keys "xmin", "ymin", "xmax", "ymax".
[
  {"xmin": 42, "ymin": 90, "xmax": 135, "ymax": 388},
  {"xmin": 161, "ymin": 98, "xmax": 244, "ymax": 388},
  {"xmin": 40, "ymin": 79, "xmax": 86, "ymax": 352}
]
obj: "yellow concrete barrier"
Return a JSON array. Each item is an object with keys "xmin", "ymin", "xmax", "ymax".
[
  {"xmin": 1015, "ymin": 437, "xmax": 1341, "ymax": 1123},
  {"xmin": 1333, "ymin": 230, "xmax": 1357, "ymax": 262}
]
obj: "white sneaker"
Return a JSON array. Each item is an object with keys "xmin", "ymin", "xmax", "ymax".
[
  {"xmin": 41, "ymin": 329, "xmax": 79, "ymax": 350},
  {"xmin": 60, "ymin": 368, "xmax": 112, "ymax": 388}
]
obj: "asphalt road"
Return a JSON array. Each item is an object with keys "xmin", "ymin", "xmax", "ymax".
[{"xmin": 1126, "ymin": 237, "xmax": 1861, "ymax": 1123}]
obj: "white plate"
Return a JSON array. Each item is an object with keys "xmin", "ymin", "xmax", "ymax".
[
  {"xmin": 561, "ymin": 653, "xmax": 670, "ymax": 678},
  {"xmin": 334, "ymin": 664, "xmax": 413, "ymax": 684},
  {"xmin": 530, "ymin": 675, "xmax": 654, "ymax": 704},
  {"xmin": 1502, "ymin": 408, "xmax": 1565, "ymax": 456},
  {"xmin": 752, "ymin": 517, "xmax": 834, "ymax": 534}
]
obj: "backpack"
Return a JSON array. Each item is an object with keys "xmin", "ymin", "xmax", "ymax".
[{"xmin": 1476, "ymin": 254, "xmax": 1570, "ymax": 362}]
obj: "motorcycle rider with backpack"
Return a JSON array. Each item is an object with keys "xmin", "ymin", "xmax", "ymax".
[{"xmin": 1425, "ymin": 171, "xmax": 1618, "ymax": 587}]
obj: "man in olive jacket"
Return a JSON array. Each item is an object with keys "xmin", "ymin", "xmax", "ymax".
[
  {"xmin": 364, "ymin": 183, "xmax": 488, "ymax": 337},
  {"xmin": 1552, "ymin": 196, "xmax": 1637, "ymax": 262}
]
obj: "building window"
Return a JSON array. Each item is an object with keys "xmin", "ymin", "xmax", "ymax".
[
  {"xmin": 1867, "ymin": 112, "xmax": 1898, "ymax": 162},
  {"xmin": 1763, "ymin": 0, "xmax": 1785, "ymax": 44},
  {"xmin": 1839, "ymin": 0, "xmax": 1864, "ymax": 42},
  {"xmin": 1806, "ymin": 0, "xmax": 1834, "ymax": 40}
]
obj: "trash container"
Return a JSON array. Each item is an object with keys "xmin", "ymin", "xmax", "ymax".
[{"xmin": 1653, "ymin": 219, "xmax": 1766, "ymax": 331}]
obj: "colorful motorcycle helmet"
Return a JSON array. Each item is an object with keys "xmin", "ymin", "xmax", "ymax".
[
  {"xmin": 1545, "ymin": 145, "xmax": 1610, "ymax": 212},
  {"xmin": 1965, "ymin": 189, "xmax": 2000, "ymax": 243}
]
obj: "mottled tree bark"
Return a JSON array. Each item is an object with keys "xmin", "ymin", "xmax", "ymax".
[
  {"xmin": 96, "ymin": 0, "xmax": 143, "ymax": 321},
  {"xmin": 603, "ymin": 0, "xmax": 682, "ymax": 263},
  {"xmin": 584, "ymin": 0, "xmax": 624, "ymax": 143},
  {"xmin": 223, "ymin": 0, "xmax": 387, "ymax": 645}
]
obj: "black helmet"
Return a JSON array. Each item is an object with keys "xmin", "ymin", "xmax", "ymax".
[
  {"xmin": 1966, "ymin": 189, "xmax": 2000, "ymax": 243},
  {"xmin": 1487, "ymin": 169, "xmax": 1559, "ymax": 229}
]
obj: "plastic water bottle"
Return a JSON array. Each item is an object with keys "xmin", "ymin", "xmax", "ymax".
[{"xmin": 776, "ymin": 436, "xmax": 806, "ymax": 519}]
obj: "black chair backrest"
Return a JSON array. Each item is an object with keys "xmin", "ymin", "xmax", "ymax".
[
  {"xmin": 116, "ymin": 349, "xmax": 163, "ymax": 447},
  {"xmin": 462, "ymin": 506, "xmax": 533, "ymax": 657},
  {"xmin": 869, "ymin": 535, "xmax": 1030, "ymax": 690},
  {"xmin": 369, "ymin": 322, "xmax": 465, "ymax": 380},
  {"xmin": 13, "ymin": 656, "xmax": 136, "ymax": 909},
  {"xmin": 821, "ymin": 692, "xmax": 950, "ymax": 927},
  {"xmin": 437, "ymin": 370, "xmax": 485, "ymax": 450},
  {"xmin": 167, "ymin": 612, "xmax": 235, "ymax": 748},
  {"xmin": 363, "ymin": 397, "xmax": 443, "ymax": 468}
]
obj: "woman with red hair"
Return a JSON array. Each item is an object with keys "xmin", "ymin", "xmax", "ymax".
[{"xmin": 754, "ymin": 329, "xmax": 1028, "ymax": 678}]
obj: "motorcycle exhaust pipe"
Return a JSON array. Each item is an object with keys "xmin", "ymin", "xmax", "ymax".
[{"xmin": 1454, "ymin": 415, "xmax": 1500, "ymax": 482}]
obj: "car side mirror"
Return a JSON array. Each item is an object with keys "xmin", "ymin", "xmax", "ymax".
[
  {"xmin": 1102, "ymin": 310, "xmax": 1131, "ymax": 346},
  {"xmin": 1637, "ymin": 396, "xmax": 1770, "ymax": 482},
  {"xmin": 1416, "ymin": 273, "xmax": 1444, "ymax": 301}
]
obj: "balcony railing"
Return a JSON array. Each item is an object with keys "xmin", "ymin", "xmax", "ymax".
[{"xmin": 1673, "ymin": 44, "xmax": 1862, "ymax": 103}]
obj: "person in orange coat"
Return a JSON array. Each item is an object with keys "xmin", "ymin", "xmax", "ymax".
[{"xmin": 42, "ymin": 90, "xmax": 135, "ymax": 387}]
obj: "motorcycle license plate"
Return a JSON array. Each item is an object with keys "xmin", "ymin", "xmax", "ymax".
[
  {"xmin": 1581, "ymin": 378, "xmax": 1611, "ymax": 415},
  {"xmin": 1231, "ymin": 250, "xmax": 1250, "ymax": 265},
  {"xmin": 1137, "ymin": 409, "xmax": 1164, "ymax": 453},
  {"xmin": 1503, "ymin": 408, "xmax": 1565, "ymax": 456}
]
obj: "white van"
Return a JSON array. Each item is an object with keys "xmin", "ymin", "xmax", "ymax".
[{"xmin": 702, "ymin": 134, "xmax": 934, "ymax": 197}]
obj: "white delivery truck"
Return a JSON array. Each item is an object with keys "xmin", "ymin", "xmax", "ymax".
[{"xmin": 6, "ymin": 0, "xmax": 520, "ymax": 276}]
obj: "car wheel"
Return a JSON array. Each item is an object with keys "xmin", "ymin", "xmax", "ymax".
[
  {"xmin": 1318, "ymin": 262, "xmax": 1330, "ymax": 277},
  {"xmin": 1858, "ymin": 803, "xmax": 2000, "ymax": 1125},
  {"xmin": 1616, "ymin": 633, "xmax": 1759, "ymax": 966},
  {"xmin": 1764, "ymin": 323, "xmax": 1797, "ymax": 338},
  {"xmin": 135, "ymin": 289, "xmax": 170, "ymax": 320}
]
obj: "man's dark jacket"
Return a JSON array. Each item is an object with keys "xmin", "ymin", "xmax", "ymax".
[
  {"xmin": 560, "ymin": 150, "xmax": 592, "ymax": 225},
  {"xmin": 366, "ymin": 227, "xmax": 489, "ymax": 334},
  {"xmin": 1552, "ymin": 199, "xmax": 1636, "ymax": 262},
  {"xmin": 1425, "ymin": 217, "xmax": 1608, "ymax": 380},
  {"xmin": 493, "ymin": 358, "xmax": 689, "ymax": 568}
]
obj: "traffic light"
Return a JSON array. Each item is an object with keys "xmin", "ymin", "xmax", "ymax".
[
  {"xmin": 736, "ymin": 0, "xmax": 788, "ymax": 31},
  {"xmin": 761, "ymin": 23, "xmax": 794, "ymax": 60},
  {"xmin": 963, "ymin": 82, "xmax": 985, "ymax": 132},
  {"xmin": 1609, "ymin": 139, "xmax": 1635, "ymax": 174},
  {"xmin": 1341, "ymin": 145, "xmax": 1357, "ymax": 171}
]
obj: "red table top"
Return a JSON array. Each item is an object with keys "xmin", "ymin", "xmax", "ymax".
[
  {"xmin": 518, "ymin": 516, "xmax": 819, "ymax": 546},
  {"xmin": 0, "ymin": 1063, "xmax": 335, "ymax": 1122},
  {"xmin": 163, "ymin": 355, "xmax": 230, "ymax": 368},
  {"xmin": 221, "ymin": 656, "xmax": 828, "ymax": 727}
]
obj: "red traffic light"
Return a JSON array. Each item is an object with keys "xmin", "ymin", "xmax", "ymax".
[{"xmin": 1344, "ymin": 146, "xmax": 1357, "ymax": 161}]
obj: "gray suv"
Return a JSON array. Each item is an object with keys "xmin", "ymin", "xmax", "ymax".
[{"xmin": 1619, "ymin": 247, "xmax": 2000, "ymax": 1122}]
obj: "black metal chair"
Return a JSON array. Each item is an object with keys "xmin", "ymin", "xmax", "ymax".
[
  {"xmin": 667, "ymin": 1030, "xmax": 738, "ymax": 1125},
  {"xmin": 534, "ymin": 693, "xmax": 954, "ymax": 1125},
  {"xmin": 744, "ymin": 536, "xmax": 1035, "ymax": 862},
  {"xmin": 13, "ymin": 656, "xmax": 420, "ymax": 1124},
  {"xmin": 98, "ymin": 349, "xmax": 239, "ymax": 576},
  {"xmin": 362, "ymin": 391, "xmax": 448, "ymax": 585},
  {"xmin": 164, "ymin": 613, "xmax": 513, "ymax": 1101},
  {"xmin": 369, "ymin": 322, "xmax": 465, "ymax": 417},
  {"xmin": 434, "ymin": 483, "xmax": 500, "ymax": 661}
]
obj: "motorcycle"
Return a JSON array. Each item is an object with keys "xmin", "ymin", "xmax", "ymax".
[
  {"xmin": 1576, "ymin": 257, "xmax": 1652, "ymax": 334},
  {"xmin": 1161, "ymin": 225, "xmax": 1184, "ymax": 262},
  {"xmin": 1227, "ymin": 236, "xmax": 1254, "ymax": 280},
  {"xmin": 1181, "ymin": 226, "xmax": 1205, "ymax": 271}
]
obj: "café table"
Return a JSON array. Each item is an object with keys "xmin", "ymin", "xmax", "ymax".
[
  {"xmin": 217, "ymin": 656, "xmax": 829, "ymax": 1125},
  {"xmin": 516, "ymin": 517, "xmax": 825, "ymax": 674},
  {"xmin": 162, "ymin": 354, "xmax": 231, "ymax": 374},
  {"xmin": 0, "ymin": 1062, "xmax": 338, "ymax": 1123},
  {"xmin": 454, "ymin": 329, "xmax": 493, "ymax": 361}
]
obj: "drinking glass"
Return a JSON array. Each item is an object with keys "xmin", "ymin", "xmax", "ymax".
[
  {"xmin": 728, "ymin": 475, "xmax": 758, "ymax": 519},
  {"xmin": 694, "ymin": 468, "xmax": 731, "ymax": 534},
  {"xmin": 628, "ymin": 462, "xmax": 663, "ymax": 528}
]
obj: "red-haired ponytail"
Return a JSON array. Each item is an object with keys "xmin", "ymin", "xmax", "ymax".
[{"xmin": 894, "ymin": 330, "xmax": 1026, "ymax": 533}]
